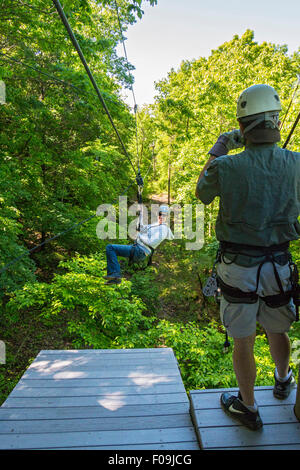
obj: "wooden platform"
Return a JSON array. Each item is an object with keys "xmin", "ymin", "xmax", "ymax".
[
  {"xmin": 189, "ymin": 385, "xmax": 300, "ymax": 450},
  {"xmin": 0, "ymin": 348, "xmax": 199, "ymax": 450}
]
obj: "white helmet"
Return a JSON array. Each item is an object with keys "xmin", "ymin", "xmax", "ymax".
[
  {"xmin": 158, "ymin": 205, "xmax": 169, "ymax": 216},
  {"xmin": 237, "ymin": 84, "xmax": 281, "ymax": 119}
]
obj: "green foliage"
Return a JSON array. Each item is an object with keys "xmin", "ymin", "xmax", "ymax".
[
  {"xmin": 0, "ymin": 0, "xmax": 158, "ymax": 292},
  {"xmin": 142, "ymin": 30, "xmax": 300, "ymax": 224},
  {"xmin": 1, "ymin": 12, "xmax": 299, "ymax": 410},
  {"xmin": 130, "ymin": 267, "xmax": 161, "ymax": 314},
  {"xmin": 0, "ymin": 202, "xmax": 36, "ymax": 294},
  {"xmin": 4, "ymin": 248, "xmax": 299, "ymax": 398},
  {"xmin": 5, "ymin": 252, "xmax": 154, "ymax": 349}
]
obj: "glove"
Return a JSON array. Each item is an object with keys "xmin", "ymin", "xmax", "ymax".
[{"xmin": 208, "ymin": 129, "xmax": 245, "ymax": 157}]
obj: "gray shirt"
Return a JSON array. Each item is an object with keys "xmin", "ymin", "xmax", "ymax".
[{"xmin": 196, "ymin": 143, "xmax": 300, "ymax": 263}]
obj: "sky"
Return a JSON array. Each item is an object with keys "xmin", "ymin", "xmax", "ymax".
[{"xmin": 117, "ymin": 0, "xmax": 300, "ymax": 107}]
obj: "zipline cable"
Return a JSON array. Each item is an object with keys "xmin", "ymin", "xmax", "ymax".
[
  {"xmin": 51, "ymin": 0, "xmax": 137, "ymax": 176},
  {"xmin": 114, "ymin": 0, "xmax": 140, "ymax": 172},
  {"xmin": 280, "ymin": 76, "xmax": 300, "ymax": 149},
  {"xmin": 283, "ymin": 110, "xmax": 300, "ymax": 149},
  {"xmin": 280, "ymin": 75, "xmax": 300, "ymax": 132}
]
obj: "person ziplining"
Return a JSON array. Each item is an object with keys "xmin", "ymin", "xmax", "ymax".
[{"xmin": 104, "ymin": 203, "xmax": 174, "ymax": 285}]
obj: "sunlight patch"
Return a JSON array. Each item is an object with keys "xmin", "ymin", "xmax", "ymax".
[
  {"xmin": 128, "ymin": 372, "xmax": 172, "ymax": 388},
  {"xmin": 98, "ymin": 392, "xmax": 125, "ymax": 411},
  {"xmin": 30, "ymin": 360, "xmax": 73, "ymax": 372},
  {"xmin": 53, "ymin": 371, "xmax": 86, "ymax": 379}
]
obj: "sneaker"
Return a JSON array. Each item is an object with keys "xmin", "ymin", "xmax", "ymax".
[
  {"xmin": 103, "ymin": 275, "xmax": 121, "ymax": 280},
  {"xmin": 104, "ymin": 278, "xmax": 122, "ymax": 285},
  {"xmin": 273, "ymin": 368, "xmax": 296, "ymax": 399},
  {"xmin": 220, "ymin": 392, "xmax": 263, "ymax": 430}
]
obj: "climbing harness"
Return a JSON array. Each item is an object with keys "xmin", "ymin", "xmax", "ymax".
[
  {"xmin": 216, "ymin": 241, "xmax": 299, "ymax": 320},
  {"xmin": 128, "ymin": 171, "xmax": 156, "ymax": 270},
  {"xmin": 205, "ymin": 242, "xmax": 299, "ymax": 313},
  {"xmin": 203, "ymin": 241, "xmax": 300, "ymax": 351},
  {"xmin": 202, "ymin": 250, "xmax": 229, "ymax": 352},
  {"xmin": 128, "ymin": 242, "xmax": 155, "ymax": 270}
]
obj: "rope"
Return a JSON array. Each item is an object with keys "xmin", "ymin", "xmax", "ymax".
[
  {"xmin": 52, "ymin": 0, "xmax": 137, "ymax": 176},
  {"xmin": 143, "ymin": 159, "xmax": 154, "ymax": 181},
  {"xmin": 280, "ymin": 75, "xmax": 300, "ymax": 132},
  {"xmin": 114, "ymin": 0, "xmax": 140, "ymax": 171},
  {"xmin": 281, "ymin": 76, "xmax": 300, "ymax": 149},
  {"xmin": 283, "ymin": 111, "xmax": 300, "ymax": 149}
]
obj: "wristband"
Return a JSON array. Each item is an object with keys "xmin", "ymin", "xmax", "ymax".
[{"xmin": 208, "ymin": 135, "xmax": 229, "ymax": 157}]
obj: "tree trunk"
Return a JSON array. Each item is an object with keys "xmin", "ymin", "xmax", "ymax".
[{"xmin": 168, "ymin": 160, "xmax": 171, "ymax": 205}]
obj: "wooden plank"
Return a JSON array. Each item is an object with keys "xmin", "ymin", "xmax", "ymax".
[
  {"xmin": 51, "ymin": 441, "xmax": 200, "ymax": 450},
  {"xmin": 200, "ymin": 423, "xmax": 300, "ymax": 449},
  {"xmin": 2, "ymin": 392, "xmax": 188, "ymax": 408},
  {"xmin": 211, "ymin": 444, "xmax": 300, "ymax": 450},
  {"xmin": 193, "ymin": 404, "xmax": 298, "ymax": 427},
  {"xmin": 0, "ymin": 413, "xmax": 193, "ymax": 434},
  {"xmin": 37, "ymin": 348, "xmax": 174, "ymax": 355},
  {"xmin": 0, "ymin": 402, "xmax": 190, "ymax": 420},
  {"xmin": 25, "ymin": 359, "xmax": 180, "ymax": 372},
  {"xmin": 28, "ymin": 355, "xmax": 178, "ymax": 368},
  {"xmin": 190, "ymin": 387, "xmax": 296, "ymax": 408},
  {"xmin": 36, "ymin": 350, "xmax": 175, "ymax": 359},
  {"xmin": 0, "ymin": 348, "xmax": 199, "ymax": 450},
  {"xmin": 0, "ymin": 426, "xmax": 197, "ymax": 449},
  {"xmin": 10, "ymin": 383, "xmax": 186, "ymax": 397},
  {"xmin": 14, "ymin": 376, "xmax": 181, "ymax": 388},
  {"xmin": 189, "ymin": 386, "xmax": 300, "ymax": 450},
  {"xmin": 18, "ymin": 350, "xmax": 181, "ymax": 389},
  {"xmin": 21, "ymin": 366, "xmax": 180, "ymax": 380},
  {"xmin": 191, "ymin": 385, "xmax": 272, "ymax": 394}
]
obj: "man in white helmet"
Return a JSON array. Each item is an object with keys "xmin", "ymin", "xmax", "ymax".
[
  {"xmin": 196, "ymin": 84, "xmax": 300, "ymax": 430},
  {"xmin": 104, "ymin": 204, "xmax": 174, "ymax": 284}
]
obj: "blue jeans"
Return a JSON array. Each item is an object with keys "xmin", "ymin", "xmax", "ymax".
[{"xmin": 105, "ymin": 244, "xmax": 147, "ymax": 277}]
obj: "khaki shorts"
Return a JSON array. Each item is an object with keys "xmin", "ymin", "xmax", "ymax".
[{"xmin": 217, "ymin": 258, "xmax": 296, "ymax": 338}]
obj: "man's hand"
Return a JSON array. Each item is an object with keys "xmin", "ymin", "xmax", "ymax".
[
  {"xmin": 208, "ymin": 129, "xmax": 245, "ymax": 157},
  {"xmin": 222, "ymin": 129, "xmax": 245, "ymax": 150}
]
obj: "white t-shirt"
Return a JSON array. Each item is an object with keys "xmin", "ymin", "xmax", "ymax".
[{"xmin": 137, "ymin": 223, "xmax": 174, "ymax": 253}]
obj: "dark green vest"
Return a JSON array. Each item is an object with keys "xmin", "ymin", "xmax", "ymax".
[{"xmin": 215, "ymin": 144, "xmax": 300, "ymax": 246}]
